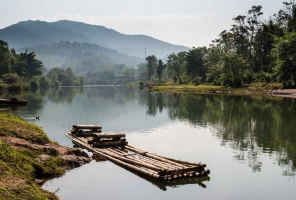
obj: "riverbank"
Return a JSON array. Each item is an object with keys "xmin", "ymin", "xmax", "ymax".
[
  {"xmin": 0, "ymin": 83, "xmax": 30, "ymax": 92},
  {"xmin": 130, "ymin": 82, "xmax": 296, "ymax": 98},
  {"xmin": 0, "ymin": 113, "xmax": 91, "ymax": 200}
]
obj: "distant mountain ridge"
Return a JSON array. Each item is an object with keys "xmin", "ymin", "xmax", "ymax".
[
  {"xmin": 17, "ymin": 41, "xmax": 144, "ymax": 73},
  {"xmin": 0, "ymin": 20, "xmax": 189, "ymax": 58}
]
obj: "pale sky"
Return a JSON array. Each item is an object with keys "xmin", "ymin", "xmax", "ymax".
[{"xmin": 0, "ymin": 0, "xmax": 284, "ymax": 47}]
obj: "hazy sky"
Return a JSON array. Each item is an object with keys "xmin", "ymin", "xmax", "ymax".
[{"xmin": 0, "ymin": 0, "xmax": 284, "ymax": 47}]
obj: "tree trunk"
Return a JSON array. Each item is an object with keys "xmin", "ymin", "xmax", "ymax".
[{"xmin": 177, "ymin": 75, "xmax": 182, "ymax": 84}]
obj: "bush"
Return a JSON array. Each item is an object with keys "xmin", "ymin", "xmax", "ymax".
[
  {"xmin": 40, "ymin": 76, "xmax": 52, "ymax": 86},
  {"xmin": 2, "ymin": 73, "xmax": 20, "ymax": 84},
  {"xmin": 30, "ymin": 76, "xmax": 41, "ymax": 90},
  {"xmin": 192, "ymin": 77, "xmax": 202, "ymax": 86}
]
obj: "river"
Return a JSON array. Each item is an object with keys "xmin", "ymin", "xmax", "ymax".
[{"xmin": 1, "ymin": 86, "xmax": 296, "ymax": 200}]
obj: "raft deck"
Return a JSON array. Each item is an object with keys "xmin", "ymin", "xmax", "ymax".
[{"xmin": 65, "ymin": 124, "xmax": 210, "ymax": 181}]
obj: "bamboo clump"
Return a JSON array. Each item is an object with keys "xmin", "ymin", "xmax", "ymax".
[{"xmin": 66, "ymin": 124, "xmax": 210, "ymax": 181}]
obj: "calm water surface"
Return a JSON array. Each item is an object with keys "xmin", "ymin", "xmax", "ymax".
[{"xmin": 1, "ymin": 86, "xmax": 296, "ymax": 200}]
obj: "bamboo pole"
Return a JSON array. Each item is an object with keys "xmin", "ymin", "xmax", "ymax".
[
  {"xmin": 128, "ymin": 145, "xmax": 206, "ymax": 168},
  {"xmin": 102, "ymin": 148, "xmax": 176, "ymax": 175},
  {"xmin": 111, "ymin": 147, "xmax": 129, "ymax": 154},
  {"xmin": 97, "ymin": 137, "xmax": 126, "ymax": 143},
  {"xmin": 104, "ymin": 148, "xmax": 190, "ymax": 176},
  {"xmin": 93, "ymin": 141, "xmax": 128, "ymax": 147},
  {"xmin": 95, "ymin": 150, "xmax": 161, "ymax": 180},
  {"xmin": 73, "ymin": 124, "xmax": 102, "ymax": 129},
  {"xmin": 99, "ymin": 148, "xmax": 162, "ymax": 172},
  {"xmin": 102, "ymin": 148, "xmax": 162, "ymax": 170},
  {"xmin": 66, "ymin": 133, "xmax": 162, "ymax": 180},
  {"xmin": 125, "ymin": 146, "xmax": 187, "ymax": 168},
  {"xmin": 106, "ymin": 148, "xmax": 126, "ymax": 156},
  {"xmin": 93, "ymin": 148, "xmax": 162, "ymax": 180},
  {"xmin": 125, "ymin": 150, "xmax": 178, "ymax": 169},
  {"xmin": 92, "ymin": 132, "xmax": 126, "ymax": 139},
  {"xmin": 135, "ymin": 156, "xmax": 176, "ymax": 171},
  {"xmin": 136, "ymin": 156, "xmax": 178, "ymax": 171}
]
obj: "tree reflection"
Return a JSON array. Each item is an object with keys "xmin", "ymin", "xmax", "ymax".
[{"xmin": 143, "ymin": 93, "xmax": 296, "ymax": 176}]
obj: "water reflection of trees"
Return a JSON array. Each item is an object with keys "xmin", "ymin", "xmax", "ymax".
[
  {"xmin": 45, "ymin": 87, "xmax": 84, "ymax": 104},
  {"xmin": 143, "ymin": 92, "xmax": 296, "ymax": 176}
]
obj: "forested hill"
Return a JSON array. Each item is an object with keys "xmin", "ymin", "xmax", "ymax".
[
  {"xmin": 18, "ymin": 41, "xmax": 144, "ymax": 73},
  {"xmin": 0, "ymin": 20, "xmax": 189, "ymax": 58}
]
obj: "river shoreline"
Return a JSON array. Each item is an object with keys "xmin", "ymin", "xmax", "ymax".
[
  {"xmin": 0, "ymin": 113, "xmax": 91, "ymax": 199},
  {"xmin": 145, "ymin": 84, "xmax": 296, "ymax": 99}
]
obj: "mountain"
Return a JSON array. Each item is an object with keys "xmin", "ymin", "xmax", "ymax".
[
  {"xmin": 0, "ymin": 20, "xmax": 189, "ymax": 58},
  {"xmin": 17, "ymin": 41, "xmax": 144, "ymax": 73}
]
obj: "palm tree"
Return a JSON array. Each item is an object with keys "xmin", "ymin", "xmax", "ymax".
[{"xmin": 20, "ymin": 50, "xmax": 43, "ymax": 77}]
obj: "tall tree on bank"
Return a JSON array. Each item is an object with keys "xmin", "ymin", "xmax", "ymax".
[
  {"xmin": 19, "ymin": 50, "xmax": 43, "ymax": 77},
  {"xmin": 138, "ymin": 63, "xmax": 149, "ymax": 81},
  {"xmin": 167, "ymin": 52, "xmax": 186, "ymax": 84},
  {"xmin": 0, "ymin": 40, "xmax": 12, "ymax": 77},
  {"xmin": 156, "ymin": 59, "xmax": 165, "ymax": 83},
  {"xmin": 273, "ymin": 31, "xmax": 296, "ymax": 86},
  {"xmin": 146, "ymin": 55, "xmax": 157, "ymax": 80},
  {"xmin": 186, "ymin": 47, "xmax": 208, "ymax": 81}
]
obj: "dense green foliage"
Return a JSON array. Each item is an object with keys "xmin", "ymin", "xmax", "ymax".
[
  {"xmin": 0, "ymin": 40, "xmax": 83, "ymax": 90},
  {"xmin": 140, "ymin": 1, "xmax": 296, "ymax": 88},
  {"xmin": 84, "ymin": 65, "xmax": 137, "ymax": 85}
]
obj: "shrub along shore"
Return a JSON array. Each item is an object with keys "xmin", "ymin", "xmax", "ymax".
[{"xmin": 0, "ymin": 113, "xmax": 91, "ymax": 200}]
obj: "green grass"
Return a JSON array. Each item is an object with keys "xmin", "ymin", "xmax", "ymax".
[
  {"xmin": 0, "ymin": 139, "xmax": 60, "ymax": 199},
  {"xmin": 0, "ymin": 113, "xmax": 53, "ymax": 145},
  {"xmin": 0, "ymin": 185, "xmax": 58, "ymax": 200},
  {"xmin": 150, "ymin": 83, "xmax": 283, "ymax": 94},
  {"xmin": 0, "ymin": 113, "xmax": 74, "ymax": 199}
]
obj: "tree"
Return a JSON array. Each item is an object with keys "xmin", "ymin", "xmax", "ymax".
[
  {"xmin": 146, "ymin": 55, "xmax": 157, "ymax": 80},
  {"xmin": 19, "ymin": 50, "xmax": 43, "ymax": 77},
  {"xmin": 275, "ymin": 1, "xmax": 296, "ymax": 32},
  {"xmin": 220, "ymin": 53, "xmax": 248, "ymax": 87},
  {"xmin": 138, "ymin": 63, "xmax": 149, "ymax": 81},
  {"xmin": 272, "ymin": 31, "xmax": 296, "ymax": 86},
  {"xmin": 186, "ymin": 47, "xmax": 208, "ymax": 81},
  {"xmin": 167, "ymin": 52, "xmax": 186, "ymax": 84},
  {"xmin": 156, "ymin": 60, "xmax": 165, "ymax": 83},
  {"xmin": 0, "ymin": 40, "xmax": 12, "ymax": 77}
]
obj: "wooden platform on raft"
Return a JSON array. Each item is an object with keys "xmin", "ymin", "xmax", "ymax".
[{"xmin": 65, "ymin": 128, "xmax": 210, "ymax": 181}]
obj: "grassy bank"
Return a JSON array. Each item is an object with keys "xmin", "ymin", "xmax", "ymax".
[
  {"xmin": 0, "ymin": 113, "xmax": 90, "ymax": 200},
  {"xmin": 129, "ymin": 81, "xmax": 284, "ymax": 95}
]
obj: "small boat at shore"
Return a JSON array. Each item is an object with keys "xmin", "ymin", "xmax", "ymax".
[{"xmin": 0, "ymin": 98, "xmax": 27, "ymax": 105}]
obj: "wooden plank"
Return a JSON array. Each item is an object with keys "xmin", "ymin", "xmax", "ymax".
[
  {"xmin": 73, "ymin": 124, "xmax": 102, "ymax": 129},
  {"xmin": 93, "ymin": 141, "xmax": 128, "ymax": 147},
  {"xmin": 92, "ymin": 132, "xmax": 126, "ymax": 139}
]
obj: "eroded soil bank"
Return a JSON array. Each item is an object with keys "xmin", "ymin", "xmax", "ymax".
[{"xmin": 0, "ymin": 113, "xmax": 91, "ymax": 200}]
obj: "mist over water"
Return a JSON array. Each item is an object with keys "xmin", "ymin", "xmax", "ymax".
[{"xmin": 1, "ymin": 86, "xmax": 296, "ymax": 199}]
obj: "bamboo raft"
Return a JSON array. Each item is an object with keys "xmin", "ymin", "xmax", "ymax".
[{"xmin": 66, "ymin": 124, "xmax": 210, "ymax": 181}]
